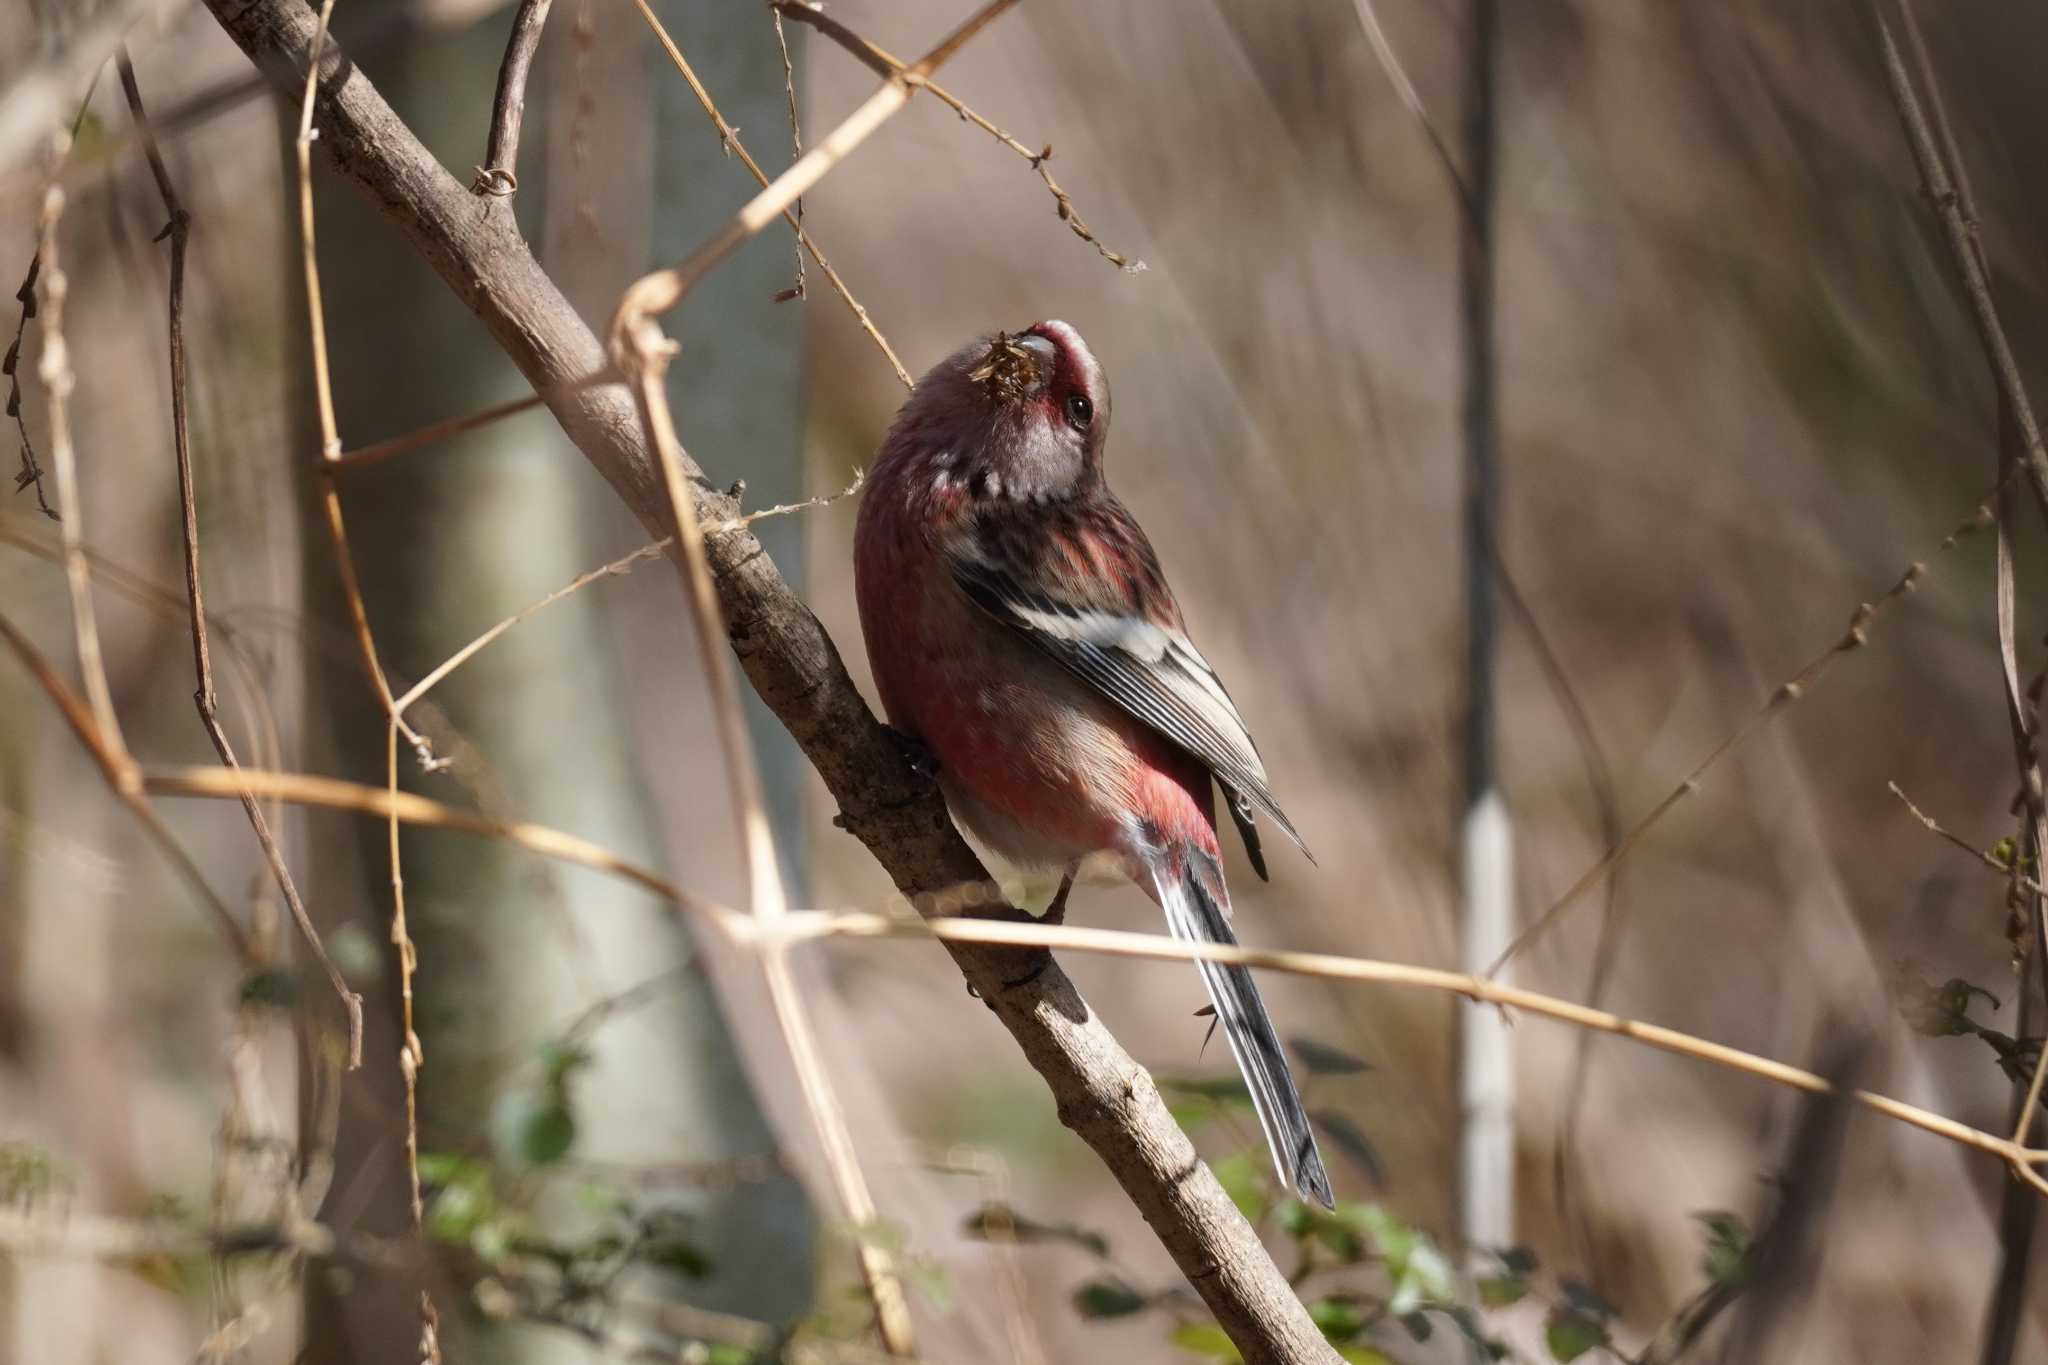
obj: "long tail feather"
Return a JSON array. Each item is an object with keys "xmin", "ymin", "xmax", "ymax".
[{"xmin": 1149, "ymin": 853, "xmax": 1334, "ymax": 1210}]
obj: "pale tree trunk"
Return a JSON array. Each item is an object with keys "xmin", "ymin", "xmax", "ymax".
[{"xmin": 300, "ymin": 9, "xmax": 812, "ymax": 1360}]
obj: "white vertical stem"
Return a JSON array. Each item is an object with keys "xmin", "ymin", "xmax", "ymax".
[{"xmin": 1459, "ymin": 788, "xmax": 1515, "ymax": 1251}]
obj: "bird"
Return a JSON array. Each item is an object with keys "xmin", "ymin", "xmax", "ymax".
[{"xmin": 852, "ymin": 320, "xmax": 1333, "ymax": 1209}]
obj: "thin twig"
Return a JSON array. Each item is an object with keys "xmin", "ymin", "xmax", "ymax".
[
  {"xmin": 291, "ymin": 4, "xmax": 440, "ymax": 1353},
  {"xmin": 1874, "ymin": 7, "xmax": 2048, "ymax": 529},
  {"xmin": 603, "ymin": 12, "xmax": 1030, "ymax": 1337},
  {"xmin": 473, "ymin": 0, "xmax": 552, "ymax": 198},
  {"xmin": 133, "ymin": 755, "xmax": 2048, "ymax": 1194},
  {"xmin": 0, "ymin": 610, "xmax": 250, "ymax": 956},
  {"xmin": 629, "ymin": 0, "xmax": 911, "ymax": 387},
  {"xmin": 611, "ymin": 0, "xmax": 1023, "ymax": 335},
  {"xmin": 1348, "ymin": 0, "xmax": 1473, "ymax": 218},
  {"xmin": 762, "ymin": 912, "xmax": 2048, "ymax": 1184},
  {"xmin": 1875, "ymin": 0, "xmax": 2048, "ymax": 1185},
  {"xmin": 1489, "ymin": 486, "xmax": 2000, "ymax": 976},
  {"xmin": 1889, "ymin": 782, "xmax": 2048, "ymax": 901},
  {"xmin": 37, "ymin": 169, "xmax": 127, "ymax": 759},
  {"xmin": 321, "ymin": 369, "xmax": 621, "ymax": 478},
  {"xmin": 395, "ymin": 471, "xmax": 863, "ymax": 715},
  {"xmin": 772, "ymin": 6, "xmax": 806, "ymax": 302},
  {"xmin": 291, "ymin": 0, "xmax": 434, "ymax": 764},
  {"xmin": 325, "ymin": 391, "xmax": 549, "ymax": 476},
  {"xmin": 0, "ymin": 78, "xmax": 97, "ymax": 527},
  {"xmin": 0, "ymin": 1209, "xmax": 369, "ymax": 1263},
  {"xmin": 118, "ymin": 47, "xmax": 364, "ymax": 1069},
  {"xmin": 605, "ymin": 11, "xmax": 1033, "ymax": 1348},
  {"xmin": 621, "ymin": 311, "xmax": 918, "ymax": 1357},
  {"xmin": 143, "ymin": 762, "xmax": 730, "ymax": 927},
  {"xmin": 5, "ymin": 255, "xmax": 54, "ymax": 519},
  {"xmin": 0, "ymin": 515, "xmax": 294, "ymax": 791},
  {"xmin": 398, "ymin": 540, "xmax": 667, "ymax": 713},
  {"xmin": 771, "ymin": 0, "xmax": 1143, "ymax": 273}
]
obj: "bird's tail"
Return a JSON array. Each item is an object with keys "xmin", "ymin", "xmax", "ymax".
[{"xmin": 1148, "ymin": 849, "xmax": 1335, "ymax": 1210}]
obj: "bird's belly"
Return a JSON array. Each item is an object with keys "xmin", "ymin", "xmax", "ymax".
[{"xmin": 898, "ymin": 617, "xmax": 1138, "ymax": 868}]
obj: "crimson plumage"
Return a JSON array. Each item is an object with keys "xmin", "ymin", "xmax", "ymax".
[{"xmin": 854, "ymin": 321, "xmax": 1332, "ymax": 1208}]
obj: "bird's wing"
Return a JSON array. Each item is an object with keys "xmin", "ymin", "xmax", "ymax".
[{"xmin": 947, "ymin": 493, "xmax": 1309, "ymax": 872}]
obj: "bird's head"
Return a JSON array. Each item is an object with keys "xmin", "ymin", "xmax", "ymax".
[{"xmin": 882, "ymin": 320, "xmax": 1111, "ymax": 502}]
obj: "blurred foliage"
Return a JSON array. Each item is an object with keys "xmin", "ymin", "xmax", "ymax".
[{"xmin": 1042, "ymin": 1092, "xmax": 1781, "ymax": 1364}]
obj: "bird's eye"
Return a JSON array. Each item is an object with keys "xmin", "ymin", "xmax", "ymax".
[{"xmin": 1065, "ymin": 393, "xmax": 1094, "ymax": 430}]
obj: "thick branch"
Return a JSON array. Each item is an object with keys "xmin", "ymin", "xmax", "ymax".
[{"xmin": 196, "ymin": 0, "xmax": 1335, "ymax": 1358}]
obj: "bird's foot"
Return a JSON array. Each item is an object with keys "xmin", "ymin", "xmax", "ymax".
[{"xmin": 1036, "ymin": 869, "xmax": 1076, "ymax": 926}]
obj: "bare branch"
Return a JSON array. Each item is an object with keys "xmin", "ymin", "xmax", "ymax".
[
  {"xmin": 630, "ymin": 0, "xmax": 912, "ymax": 386},
  {"xmin": 1491, "ymin": 486, "xmax": 1999, "ymax": 975},
  {"xmin": 37, "ymin": 168, "xmax": 126, "ymax": 757},
  {"xmin": 474, "ymin": 0, "xmax": 552, "ymax": 197},
  {"xmin": 118, "ymin": 46, "xmax": 364, "ymax": 1069},
  {"xmin": 772, "ymin": 0, "xmax": 1143, "ymax": 272},
  {"xmin": 1873, "ymin": 8, "xmax": 2048, "ymax": 527}
]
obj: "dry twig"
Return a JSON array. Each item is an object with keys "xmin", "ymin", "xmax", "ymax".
[
  {"xmin": 771, "ymin": 0, "xmax": 1143, "ymax": 273},
  {"xmin": 4, "ymin": 255, "xmax": 54, "ymax": 519},
  {"xmin": 772, "ymin": 5, "xmax": 805, "ymax": 301},
  {"xmin": 37, "ymin": 173, "xmax": 125, "ymax": 758},
  {"xmin": 117, "ymin": 48, "xmax": 364, "ymax": 1068},
  {"xmin": 0, "ymin": 609, "xmax": 249, "ymax": 954},
  {"xmin": 1490, "ymin": 488, "xmax": 1999, "ymax": 976},
  {"xmin": 138, "ymin": 754, "xmax": 2048, "ymax": 1190},
  {"xmin": 629, "ymin": 0, "xmax": 911, "ymax": 387},
  {"xmin": 473, "ymin": 0, "xmax": 552, "ymax": 197},
  {"xmin": 289, "ymin": 2, "xmax": 439, "ymax": 1352}
]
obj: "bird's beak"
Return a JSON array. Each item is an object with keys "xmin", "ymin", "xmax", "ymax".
[
  {"xmin": 970, "ymin": 331, "xmax": 1056, "ymax": 403},
  {"xmin": 1014, "ymin": 333, "xmax": 1057, "ymax": 388}
]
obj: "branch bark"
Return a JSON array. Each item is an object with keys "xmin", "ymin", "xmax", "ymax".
[{"xmin": 196, "ymin": 0, "xmax": 1336, "ymax": 1358}]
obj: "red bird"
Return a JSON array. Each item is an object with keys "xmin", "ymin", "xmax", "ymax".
[{"xmin": 854, "ymin": 321, "xmax": 1333, "ymax": 1208}]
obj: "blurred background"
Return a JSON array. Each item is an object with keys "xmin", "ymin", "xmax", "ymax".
[{"xmin": 2, "ymin": 0, "xmax": 2046, "ymax": 1361}]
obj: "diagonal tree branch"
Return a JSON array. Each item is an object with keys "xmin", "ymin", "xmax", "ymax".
[{"xmin": 195, "ymin": 0, "xmax": 1337, "ymax": 1358}]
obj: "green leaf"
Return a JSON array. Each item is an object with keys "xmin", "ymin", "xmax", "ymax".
[
  {"xmin": 1694, "ymin": 1210, "xmax": 1752, "ymax": 1288},
  {"xmin": 1309, "ymin": 1296, "xmax": 1369, "ymax": 1341},
  {"xmin": 1169, "ymin": 1320, "xmax": 1244, "ymax": 1361},
  {"xmin": 1072, "ymin": 1278, "xmax": 1148, "ymax": 1319},
  {"xmin": 469, "ymin": 1217, "xmax": 513, "ymax": 1266},
  {"xmin": 1211, "ymin": 1152, "xmax": 1267, "ymax": 1221},
  {"xmin": 1275, "ymin": 1199, "xmax": 1315, "ymax": 1241},
  {"xmin": 961, "ymin": 1202, "xmax": 1109, "ymax": 1258},
  {"xmin": 1545, "ymin": 1309, "xmax": 1609, "ymax": 1362},
  {"xmin": 1477, "ymin": 1273, "xmax": 1528, "ymax": 1308},
  {"xmin": 540, "ymin": 1039, "xmax": 595, "ymax": 1087},
  {"xmin": 1309, "ymin": 1111, "xmax": 1386, "ymax": 1188},
  {"xmin": 643, "ymin": 1235, "xmax": 713, "ymax": 1278},
  {"xmin": 1559, "ymin": 1279, "xmax": 1617, "ymax": 1320},
  {"xmin": 518, "ymin": 1102, "xmax": 577, "ymax": 1165},
  {"xmin": 1308, "ymin": 1207, "xmax": 1365, "ymax": 1262},
  {"xmin": 425, "ymin": 1175, "xmax": 495, "ymax": 1243},
  {"xmin": 1290, "ymin": 1038, "xmax": 1373, "ymax": 1075},
  {"xmin": 1350, "ymin": 1205, "xmax": 1453, "ymax": 1312},
  {"xmin": 907, "ymin": 1260, "xmax": 955, "ymax": 1312},
  {"xmin": 239, "ymin": 967, "xmax": 300, "ymax": 1009}
]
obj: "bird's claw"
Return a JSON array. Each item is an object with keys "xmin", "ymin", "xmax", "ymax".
[{"xmin": 1037, "ymin": 869, "xmax": 1075, "ymax": 925}]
